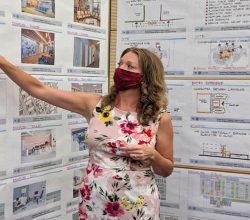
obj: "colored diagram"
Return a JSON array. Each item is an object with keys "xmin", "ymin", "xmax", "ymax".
[
  {"xmin": 147, "ymin": 41, "xmax": 169, "ymax": 67},
  {"xmin": 193, "ymin": 37, "xmax": 250, "ymax": 74},
  {"xmin": 210, "ymin": 41, "xmax": 249, "ymax": 67},
  {"xmin": 200, "ymin": 173, "xmax": 250, "ymax": 208},
  {"xmin": 192, "ymin": 81, "xmax": 250, "ymax": 118},
  {"xmin": 199, "ymin": 143, "xmax": 250, "ymax": 161},
  {"xmin": 121, "ymin": 38, "xmax": 186, "ymax": 73},
  {"xmin": 196, "ymin": 93, "xmax": 229, "ymax": 114},
  {"xmin": 188, "ymin": 170, "xmax": 250, "ymax": 219}
]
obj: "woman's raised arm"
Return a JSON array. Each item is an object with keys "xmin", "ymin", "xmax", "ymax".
[{"xmin": 0, "ymin": 56, "xmax": 101, "ymax": 119}]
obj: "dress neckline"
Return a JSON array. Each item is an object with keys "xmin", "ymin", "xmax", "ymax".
[{"xmin": 113, "ymin": 106, "xmax": 137, "ymax": 114}]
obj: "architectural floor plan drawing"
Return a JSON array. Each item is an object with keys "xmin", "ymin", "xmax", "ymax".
[{"xmin": 188, "ymin": 170, "xmax": 250, "ymax": 213}]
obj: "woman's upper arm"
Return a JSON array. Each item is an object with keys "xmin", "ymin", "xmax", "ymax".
[
  {"xmin": 155, "ymin": 112, "xmax": 174, "ymax": 162},
  {"xmin": 35, "ymin": 84, "xmax": 101, "ymax": 119},
  {"xmin": 0, "ymin": 57, "xmax": 101, "ymax": 117}
]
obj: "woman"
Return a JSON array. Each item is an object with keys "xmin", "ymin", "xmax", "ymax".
[{"xmin": 0, "ymin": 47, "xmax": 173, "ymax": 219}]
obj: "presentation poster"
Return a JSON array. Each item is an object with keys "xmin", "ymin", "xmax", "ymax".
[
  {"xmin": 117, "ymin": 0, "xmax": 250, "ymax": 77},
  {"xmin": 0, "ymin": 0, "xmax": 109, "ymax": 219},
  {"xmin": 116, "ymin": 0, "xmax": 250, "ymax": 219},
  {"xmin": 167, "ymin": 80, "xmax": 250, "ymax": 171}
]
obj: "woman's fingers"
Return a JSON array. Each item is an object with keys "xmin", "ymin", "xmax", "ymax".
[
  {"xmin": 130, "ymin": 154, "xmax": 139, "ymax": 160},
  {"xmin": 119, "ymin": 144, "xmax": 153, "ymax": 160}
]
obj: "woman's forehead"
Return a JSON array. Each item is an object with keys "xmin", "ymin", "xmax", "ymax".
[{"xmin": 121, "ymin": 51, "xmax": 139, "ymax": 63}]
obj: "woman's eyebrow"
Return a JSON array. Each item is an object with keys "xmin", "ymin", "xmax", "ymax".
[
  {"xmin": 126, "ymin": 60, "xmax": 138, "ymax": 66},
  {"xmin": 120, "ymin": 59, "xmax": 139, "ymax": 67}
]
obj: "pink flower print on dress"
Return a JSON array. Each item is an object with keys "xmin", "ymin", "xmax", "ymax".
[
  {"xmin": 138, "ymin": 128, "xmax": 154, "ymax": 145},
  {"xmin": 104, "ymin": 201, "xmax": 125, "ymax": 217},
  {"xmin": 112, "ymin": 175, "xmax": 123, "ymax": 181},
  {"xmin": 80, "ymin": 184, "xmax": 91, "ymax": 201},
  {"xmin": 92, "ymin": 164, "xmax": 103, "ymax": 177},
  {"xmin": 107, "ymin": 141, "xmax": 117, "ymax": 154},
  {"xmin": 116, "ymin": 139, "xmax": 126, "ymax": 147},
  {"xmin": 79, "ymin": 206, "xmax": 88, "ymax": 220},
  {"xmin": 107, "ymin": 139, "xmax": 126, "ymax": 154},
  {"xmin": 86, "ymin": 164, "xmax": 103, "ymax": 178},
  {"xmin": 119, "ymin": 120, "xmax": 139, "ymax": 135}
]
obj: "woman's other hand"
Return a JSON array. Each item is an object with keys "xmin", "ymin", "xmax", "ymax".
[{"xmin": 120, "ymin": 143, "xmax": 156, "ymax": 161}]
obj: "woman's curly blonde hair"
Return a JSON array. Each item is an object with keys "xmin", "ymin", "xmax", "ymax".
[{"xmin": 101, "ymin": 47, "xmax": 168, "ymax": 125}]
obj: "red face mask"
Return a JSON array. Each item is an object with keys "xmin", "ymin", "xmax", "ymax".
[{"xmin": 113, "ymin": 68, "xmax": 142, "ymax": 91}]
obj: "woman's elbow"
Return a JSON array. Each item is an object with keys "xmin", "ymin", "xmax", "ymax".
[
  {"xmin": 155, "ymin": 162, "xmax": 174, "ymax": 177},
  {"xmin": 162, "ymin": 165, "xmax": 174, "ymax": 177}
]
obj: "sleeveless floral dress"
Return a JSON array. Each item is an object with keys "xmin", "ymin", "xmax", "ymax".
[{"xmin": 79, "ymin": 102, "xmax": 162, "ymax": 220}]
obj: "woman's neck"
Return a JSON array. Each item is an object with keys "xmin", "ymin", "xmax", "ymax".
[{"xmin": 114, "ymin": 89, "xmax": 140, "ymax": 112}]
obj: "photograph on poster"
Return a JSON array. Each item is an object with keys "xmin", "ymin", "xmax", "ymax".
[
  {"xmin": 73, "ymin": 37, "xmax": 100, "ymax": 68},
  {"xmin": 74, "ymin": 0, "xmax": 101, "ymax": 26},
  {"xmin": 21, "ymin": 0, "xmax": 55, "ymax": 18},
  {"xmin": 21, "ymin": 129, "xmax": 56, "ymax": 163},
  {"xmin": 73, "ymin": 168, "xmax": 85, "ymax": 198},
  {"xmin": 19, "ymin": 82, "xmax": 58, "ymax": 116},
  {"xmin": 71, "ymin": 82, "xmax": 102, "ymax": 93},
  {"xmin": 0, "ymin": 203, "xmax": 4, "ymax": 220},
  {"xmin": 13, "ymin": 181, "xmax": 46, "ymax": 214},
  {"xmin": 21, "ymin": 29, "xmax": 55, "ymax": 65},
  {"xmin": 71, "ymin": 127, "xmax": 88, "ymax": 152}
]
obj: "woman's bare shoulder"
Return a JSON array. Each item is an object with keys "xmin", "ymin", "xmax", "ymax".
[{"xmin": 158, "ymin": 111, "xmax": 173, "ymax": 130}]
